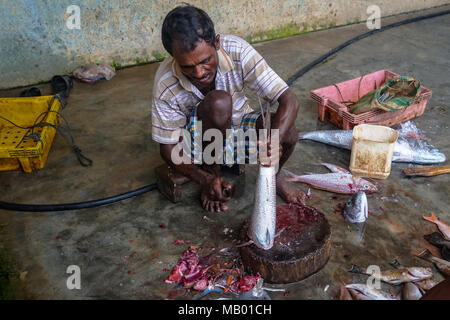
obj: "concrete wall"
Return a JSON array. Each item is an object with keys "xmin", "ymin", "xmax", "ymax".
[{"xmin": 0, "ymin": 0, "xmax": 449, "ymax": 89}]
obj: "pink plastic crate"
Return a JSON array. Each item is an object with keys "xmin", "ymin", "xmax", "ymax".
[{"xmin": 310, "ymin": 70, "xmax": 432, "ymax": 129}]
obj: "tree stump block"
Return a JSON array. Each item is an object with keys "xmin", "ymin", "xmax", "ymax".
[
  {"xmin": 155, "ymin": 164, "xmax": 190, "ymax": 203},
  {"xmin": 239, "ymin": 204, "xmax": 331, "ymax": 284}
]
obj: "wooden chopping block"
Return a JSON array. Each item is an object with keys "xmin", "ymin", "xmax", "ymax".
[
  {"xmin": 239, "ymin": 204, "xmax": 331, "ymax": 284},
  {"xmin": 155, "ymin": 164, "xmax": 190, "ymax": 203}
]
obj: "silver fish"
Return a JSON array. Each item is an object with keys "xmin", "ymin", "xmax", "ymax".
[
  {"xmin": 345, "ymin": 284, "xmax": 397, "ymax": 300},
  {"xmin": 299, "ymin": 130, "xmax": 353, "ymax": 149},
  {"xmin": 349, "ymin": 264, "xmax": 433, "ymax": 285},
  {"xmin": 282, "ymin": 163, "xmax": 377, "ymax": 194},
  {"xmin": 415, "ymin": 279, "xmax": 439, "ymax": 291},
  {"xmin": 393, "ymin": 139, "xmax": 446, "ymax": 164},
  {"xmin": 320, "ymin": 162, "xmax": 351, "ymax": 173},
  {"xmin": 248, "ymin": 99, "xmax": 276, "ymax": 251},
  {"xmin": 417, "ymin": 249, "xmax": 450, "ymax": 277},
  {"xmin": 402, "ymin": 283, "xmax": 423, "ymax": 300},
  {"xmin": 343, "ymin": 191, "xmax": 368, "ymax": 224},
  {"xmin": 248, "ymin": 166, "xmax": 277, "ymax": 250},
  {"xmin": 298, "ymin": 130, "xmax": 446, "ymax": 164}
]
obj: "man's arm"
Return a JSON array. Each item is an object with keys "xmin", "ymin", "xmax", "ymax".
[
  {"xmin": 159, "ymin": 143, "xmax": 211, "ymax": 186},
  {"xmin": 272, "ymin": 88, "xmax": 299, "ymax": 141}
]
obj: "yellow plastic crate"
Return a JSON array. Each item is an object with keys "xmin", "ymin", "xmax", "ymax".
[{"xmin": 0, "ymin": 96, "xmax": 61, "ymax": 173}]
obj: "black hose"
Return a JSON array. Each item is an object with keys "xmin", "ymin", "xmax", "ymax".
[
  {"xmin": 0, "ymin": 184, "xmax": 157, "ymax": 212},
  {"xmin": 286, "ymin": 9, "xmax": 450, "ymax": 86},
  {"xmin": 1, "ymin": 8, "xmax": 449, "ymax": 212}
]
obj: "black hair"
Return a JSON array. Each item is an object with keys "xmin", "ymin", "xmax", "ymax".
[{"xmin": 161, "ymin": 5, "xmax": 216, "ymax": 56}]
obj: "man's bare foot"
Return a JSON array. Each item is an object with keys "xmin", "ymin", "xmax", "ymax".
[
  {"xmin": 276, "ymin": 175, "xmax": 307, "ymax": 205},
  {"xmin": 201, "ymin": 190, "xmax": 229, "ymax": 212}
]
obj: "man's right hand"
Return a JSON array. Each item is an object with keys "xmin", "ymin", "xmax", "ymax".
[
  {"xmin": 200, "ymin": 175, "xmax": 232, "ymax": 212},
  {"xmin": 160, "ymin": 143, "xmax": 232, "ymax": 213}
]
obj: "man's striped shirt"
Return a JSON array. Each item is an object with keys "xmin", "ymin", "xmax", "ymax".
[{"xmin": 151, "ymin": 34, "xmax": 288, "ymax": 144}]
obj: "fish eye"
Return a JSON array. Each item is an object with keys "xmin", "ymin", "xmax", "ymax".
[
  {"xmin": 363, "ymin": 185, "xmax": 369, "ymax": 190},
  {"xmin": 346, "ymin": 200, "xmax": 352, "ymax": 206}
]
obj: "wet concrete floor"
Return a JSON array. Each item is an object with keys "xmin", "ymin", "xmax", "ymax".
[{"xmin": 0, "ymin": 6, "xmax": 449, "ymax": 299}]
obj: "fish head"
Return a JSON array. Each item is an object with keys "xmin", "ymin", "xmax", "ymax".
[
  {"xmin": 408, "ymin": 267, "xmax": 433, "ymax": 280},
  {"xmin": 355, "ymin": 179, "xmax": 378, "ymax": 194},
  {"xmin": 254, "ymin": 228, "xmax": 273, "ymax": 250},
  {"xmin": 343, "ymin": 191, "xmax": 368, "ymax": 223}
]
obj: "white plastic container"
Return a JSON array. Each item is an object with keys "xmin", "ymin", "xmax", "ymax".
[{"xmin": 349, "ymin": 124, "xmax": 399, "ymax": 179}]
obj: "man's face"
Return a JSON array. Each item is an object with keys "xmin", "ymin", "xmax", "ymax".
[{"xmin": 172, "ymin": 35, "xmax": 220, "ymax": 91}]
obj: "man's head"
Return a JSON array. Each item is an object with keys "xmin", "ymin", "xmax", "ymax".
[{"xmin": 162, "ymin": 5, "xmax": 219, "ymax": 90}]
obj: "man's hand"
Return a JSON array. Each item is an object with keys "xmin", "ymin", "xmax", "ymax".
[
  {"xmin": 200, "ymin": 175, "xmax": 232, "ymax": 212},
  {"xmin": 160, "ymin": 143, "xmax": 232, "ymax": 212},
  {"xmin": 257, "ymin": 138, "xmax": 283, "ymax": 167}
]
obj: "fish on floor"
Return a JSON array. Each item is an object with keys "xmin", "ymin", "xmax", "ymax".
[
  {"xmin": 415, "ymin": 278, "xmax": 439, "ymax": 292},
  {"xmin": 298, "ymin": 130, "xmax": 446, "ymax": 164},
  {"xmin": 402, "ymin": 282, "xmax": 423, "ymax": 300},
  {"xmin": 423, "ymin": 213, "xmax": 450, "ymax": 240},
  {"xmin": 417, "ymin": 249, "xmax": 450, "ymax": 277},
  {"xmin": 343, "ymin": 191, "xmax": 368, "ymax": 224},
  {"xmin": 349, "ymin": 264, "xmax": 433, "ymax": 285},
  {"xmin": 345, "ymin": 284, "xmax": 397, "ymax": 300},
  {"xmin": 282, "ymin": 163, "xmax": 377, "ymax": 195},
  {"xmin": 339, "ymin": 285, "xmax": 353, "ymax": 300}
]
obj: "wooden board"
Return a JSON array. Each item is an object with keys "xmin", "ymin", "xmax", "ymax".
[{"xmin": 239, "ymin": 204, "xmax": 331, "ymax": 284}]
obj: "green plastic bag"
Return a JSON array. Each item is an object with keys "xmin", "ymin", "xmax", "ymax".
[{"xmin": 350, "ymin": 77, "xmax": 421, "ymax": 115}]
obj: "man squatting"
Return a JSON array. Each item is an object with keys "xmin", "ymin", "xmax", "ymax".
[{"xmin": 152, "ymin": 5, "xmax": 306, "ymax": 212}]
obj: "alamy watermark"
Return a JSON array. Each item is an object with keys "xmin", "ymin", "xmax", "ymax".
[
  {"xmin": 366, "ymin": 5, "xmax": 381, "ymax": 30},
  {"xmin": 365, "ymin": 265, "xmax": 381, "ymax": 290},
  {"xmin": 66, "ymin": 265, "xmax": 81, "ymax": 290},
  {"xmin": 66, "ymin": 5, "xmax": 81, "ymax": 30},
  {"xmin": 170, "ymin": 122, "xmax": 280, "ymax": 166}
]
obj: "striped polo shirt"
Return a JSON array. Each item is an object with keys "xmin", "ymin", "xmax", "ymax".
[{"xmin": 151, "ymin": 34, "xmax": 289, "ymax": 144}]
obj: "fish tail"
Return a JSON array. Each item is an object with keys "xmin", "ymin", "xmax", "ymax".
[
  {"xmin": 298, "ymin": 132, "xmax": 307, "ymax": 140},
  {"xmin": 281, "ymin": 168, "xmax": 298, "ymax": 181},
  {"xmin": 348, "ymin": 264, "xmax": 364, "ymax": 274},
  {"xmin": 416, "ymin": 248, "xmax": 433, "ymax": 262},
  {"xmin": 423, "ymin": 212, "xmax": 437, "ymax": 223}
]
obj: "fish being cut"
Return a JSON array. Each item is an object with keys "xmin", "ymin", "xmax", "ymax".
[
  {"xmin": 248, "ymin": 99, "xmax": 276, "ymax": 251},
  {"xmin": 248, "ymin": 166, "xmax": 277, "ymax": 250}
]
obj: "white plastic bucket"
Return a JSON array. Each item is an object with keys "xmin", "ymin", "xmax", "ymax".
[{"xmin": 349, "ymin": 124, "xmax": 399, "ymax": 179}]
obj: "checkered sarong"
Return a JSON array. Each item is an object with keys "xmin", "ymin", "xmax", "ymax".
[{"xmin": 185, "ymin": 106, "xmax": 261, "ymax": 166}]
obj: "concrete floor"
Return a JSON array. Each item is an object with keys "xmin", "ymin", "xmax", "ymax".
[{"xmin": 0, "ymin": 6, "xmax": 449, "ymax": 299}]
